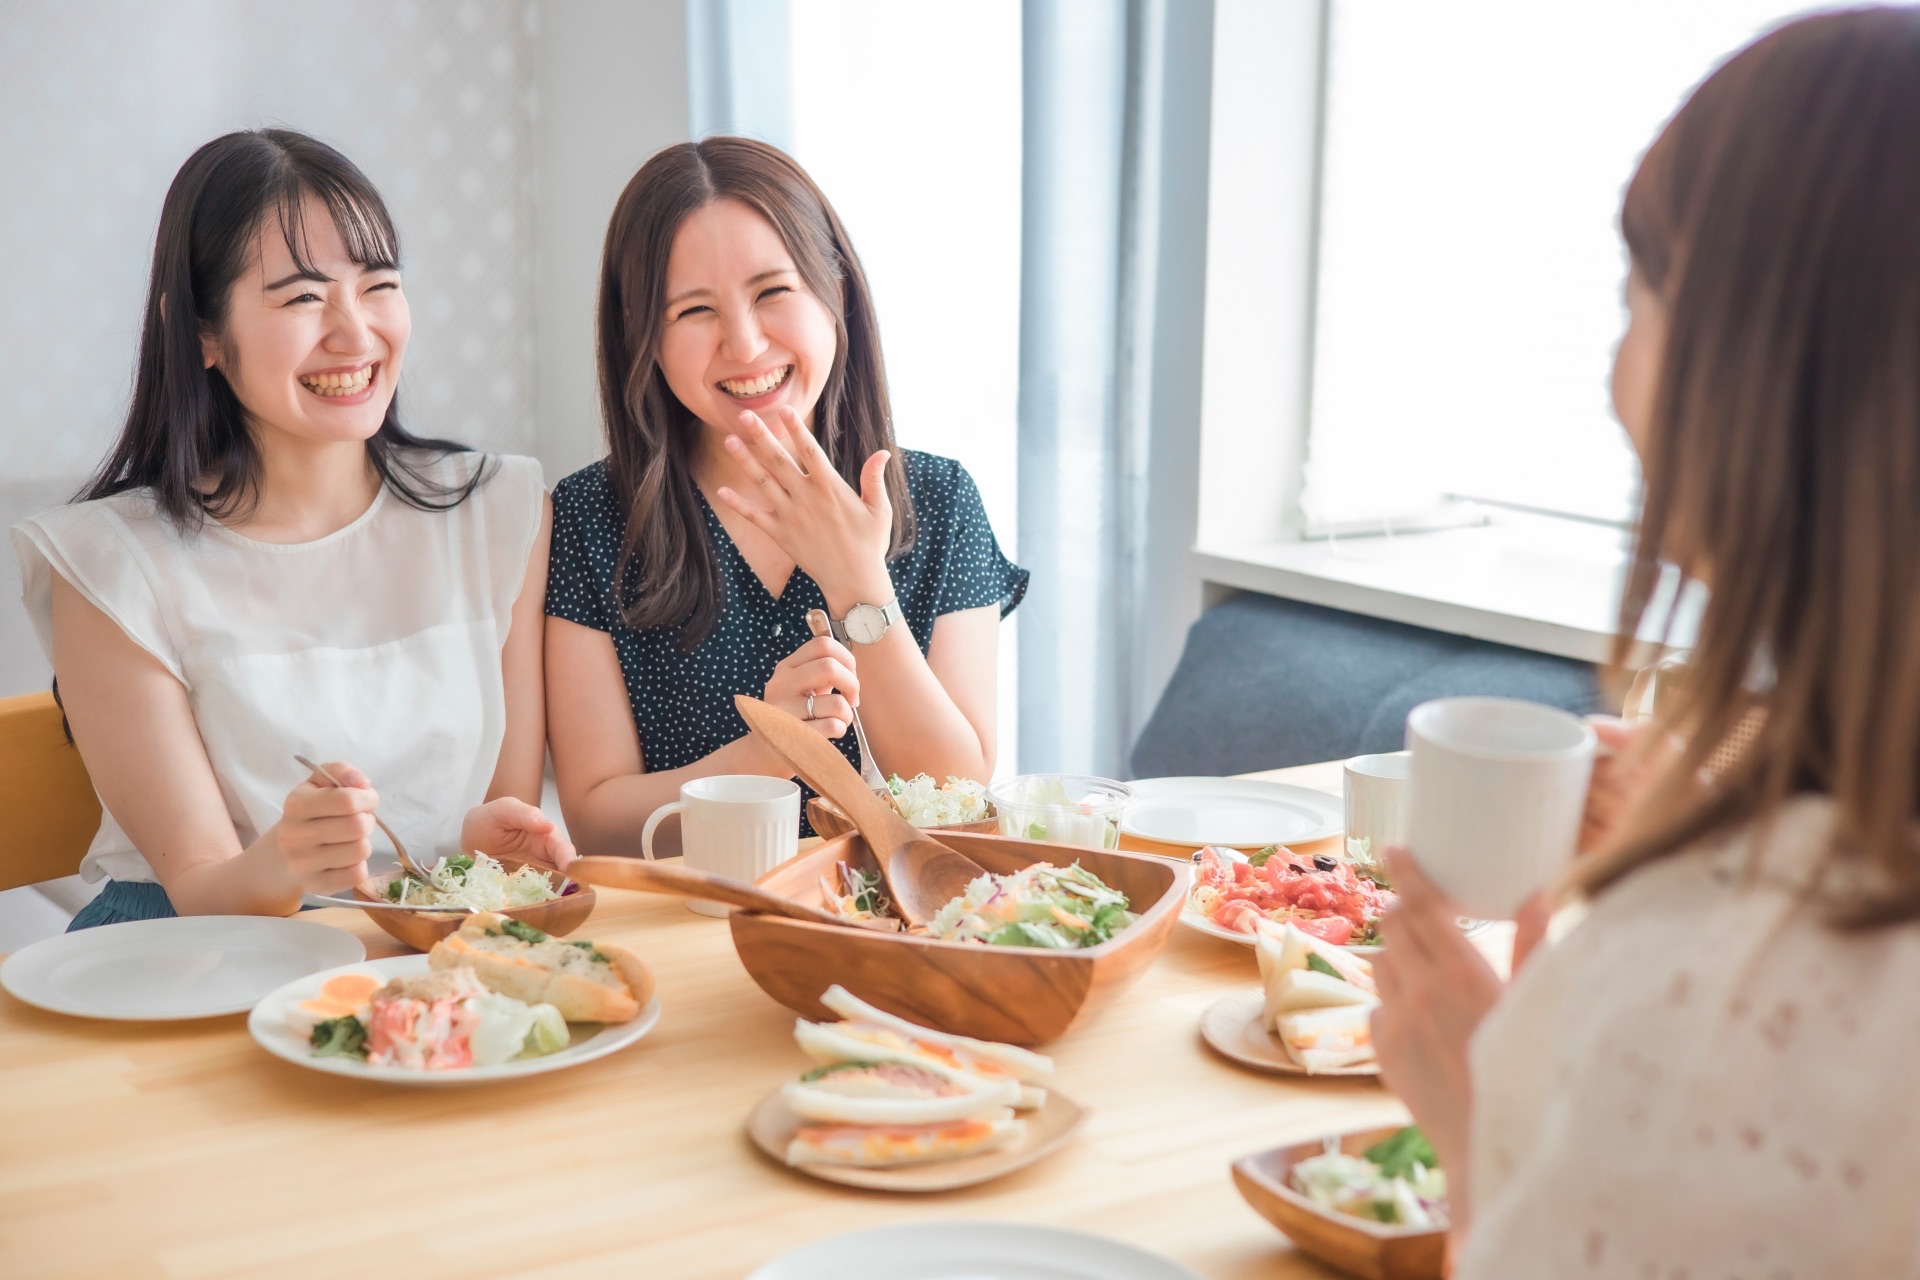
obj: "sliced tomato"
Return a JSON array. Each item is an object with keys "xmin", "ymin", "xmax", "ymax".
[{"xmin": 1294, "ymin": 915, "xmax": 1355, "ymax": 945}]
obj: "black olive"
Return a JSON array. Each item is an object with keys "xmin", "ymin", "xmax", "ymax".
[{"xmin": 1312, "ymin": 854, "xmax": 1338, "ymax": 872}]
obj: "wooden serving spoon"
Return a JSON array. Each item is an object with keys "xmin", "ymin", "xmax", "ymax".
[
  {"xmin": 733, "ymin": 694, "xmax": 990, "ymax": 928},
  {"xmin": 565, "ymin": 855, "xmax": 877, "ymax": 929}
]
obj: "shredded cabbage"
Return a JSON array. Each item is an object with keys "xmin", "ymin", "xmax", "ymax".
[
  {"xmin": 1291, "ymin": 1129, "xmax": 1448, "ymax": 1229},
  {"xmin": 887, "ymin": 773, "xmax": 990, "ymax": 827},
  {"xmin": 926, "ymin": 861, "xmax": 1135, "ymax": 949},
  {"xmin": 385, "ymin": 850, "xmax": 559, "ymax": 911}
]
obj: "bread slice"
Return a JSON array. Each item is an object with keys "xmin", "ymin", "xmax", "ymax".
[
  {"xmin": 428, "ymin": 912, "xmax": 652, "ymax": 1023},
  {"xmin": 785, "ymin": 1110, "xmax": 1024, "ymax": 1167}
]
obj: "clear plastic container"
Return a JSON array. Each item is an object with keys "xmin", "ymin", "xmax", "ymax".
[{"xmin": 987, "ymin": 774, "xmax": 1134, "ymax": 850}]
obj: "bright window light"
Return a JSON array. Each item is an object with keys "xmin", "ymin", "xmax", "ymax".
[
  {"xmin": 1304, "ymin": 1, "xmax": 1854, "ymax": 528},
  {"xmin": 787, "ymin": 0, "xmax": 1024, "ymax": 772}
]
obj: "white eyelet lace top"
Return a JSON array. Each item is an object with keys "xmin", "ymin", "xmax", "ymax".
[
  {"xmin": 10, "ymin": 451, "xmax": 542, "ymax": 885},
  {"xmin": 1462, "ymin": 795, "xmax": 1920, "ymax": 1277}
]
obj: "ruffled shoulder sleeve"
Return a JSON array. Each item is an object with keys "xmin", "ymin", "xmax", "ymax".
[
  {"xmin": 902, "ymin": 451, "xmax": 1028, "ymax": 619},
  {"xmin": 10, "ymin": 494, "xmax": 187, "ymax": 685}
]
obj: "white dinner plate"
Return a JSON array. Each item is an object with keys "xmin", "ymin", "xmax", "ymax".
[
  {"xmin": 1121, "ymin": 777, "xmax": 1343, "ymax": 848},
  {"xmin": 0, "ymin": 916, "xmax": 365, "ymax": 1021},
  {"xmin": 747, "ymin": 1222, "xmax": 1202, "ymax": 1280},
  {"xmin": 248, "ymin": 955, "xmax": 661, "ymax": 1085}
]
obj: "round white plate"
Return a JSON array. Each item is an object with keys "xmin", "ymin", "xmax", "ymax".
[
  {"xmin": 248, "ymin": 955, "xmax": 661, "ymax": 1085},
  {"xmin": 0, "ymin": 916, "xmax": 365, "ymax": 1021},
  {"xmin": 747, "ymin": 1223, "xmax": 1202, "ymax": 1280},
  {"xmin": 1121, "ymin": 777, "xmax": 1342, "ymax": 848},
  {"xmin": 1178, "ymin": 907, "xmax": 1384, "ymax": 955}
]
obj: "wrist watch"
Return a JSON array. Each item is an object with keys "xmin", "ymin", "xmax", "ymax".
[{"xmin": 830, "ymin": 599, "xmax": 904, "ymax": 645}]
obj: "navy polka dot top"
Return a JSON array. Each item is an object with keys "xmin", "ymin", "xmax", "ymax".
[{"xmin": 546, "ymin": 450, "xmax": 1027, "ymax": 826}]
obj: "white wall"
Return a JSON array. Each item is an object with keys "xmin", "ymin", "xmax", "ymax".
[
  {"xmin": 531, "ymin": 0, "xmax": 690, "ymax": 483},
  {"xmin": 0, "ymin": 0, "xmax": 689, "ymax": 696}
]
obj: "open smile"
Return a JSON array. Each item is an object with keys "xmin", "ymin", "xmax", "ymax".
[
  {"xmin": 717, "ymin": 365, "xmax": 793, "ymax": 401},
  {"xmin": 299, "ymin": 363, "xmax": 378, "ymax": 402}
]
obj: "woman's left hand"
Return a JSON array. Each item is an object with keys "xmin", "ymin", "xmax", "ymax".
[
  {"xmin": 712, "ymin": 405, "xmax": 894, "ymax": 602},
  {"xmin": 459, "ymin": 798, "xmax": 577, "ymax": 872},
  {"xmin": 1370, "ymin": 845, "xmax": 1507, "ymax": 1189}
]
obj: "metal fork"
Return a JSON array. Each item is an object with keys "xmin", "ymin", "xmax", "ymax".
[{"xmin": 805, "ymin": 609, "xmax": 889, "ymax": 794}]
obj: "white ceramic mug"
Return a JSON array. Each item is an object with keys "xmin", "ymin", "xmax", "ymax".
[
  {"xmin": 1405, "ymin": 697, "xmax": 1596, "ymax": 920},
  {"xmin": 1343, "ymin": 751, "xmax": 1410, "ymax": 865},
  {"xmin": 640, "ymin": 775, "xmax": 801, "ymax": 916}
]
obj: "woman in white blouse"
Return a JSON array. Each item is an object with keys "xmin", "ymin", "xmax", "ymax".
[
  {"xmin": 1372, "ymin": 11, "xmax": 1920, "ymax": 1275},
  {"xmin": 11, "ymin": 129, "xmax": 570, "ymax": 929}
]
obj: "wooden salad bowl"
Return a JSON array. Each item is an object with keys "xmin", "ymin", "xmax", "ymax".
[
  {"xmin": 806, "ymin": 795, "xmax": 998, "ymax": 839},
  {"xmin": 1231, "ymin": 1126, "xmax": 1447, "ymax": 1280},
  {"xmin": 352, "ymin": 860, "xmax": 596, "ymax": 953},
  {"xmin": 731, "ymin": 829, "xmax": 1189, "ymax": 1045}
]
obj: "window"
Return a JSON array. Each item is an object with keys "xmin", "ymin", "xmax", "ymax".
[
  {"xmin": 1302, "ymin": 0, "xmax": 1856, "ymax": 530},
  {"xmin": 786, "ymin": 0, "xmax": 1025, "ymax": 770}
]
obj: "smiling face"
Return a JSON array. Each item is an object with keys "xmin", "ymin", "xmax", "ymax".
[
  {"xmin": 655, "ymin": 197, "xmax": 839, "ymax": 438},
  {"xmin": 204, "ymin": 192, "xmax": 408, "ymax": 448}
]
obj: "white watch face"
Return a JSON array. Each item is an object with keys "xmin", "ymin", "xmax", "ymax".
[{"xmin": 844, "ymin": 604, "xmax": 890, "ymax": 645}]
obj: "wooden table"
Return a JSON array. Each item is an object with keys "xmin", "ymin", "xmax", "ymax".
[{"xmin": 0, "ymin": 762, "xmax": 1489, "ymax": 1279}]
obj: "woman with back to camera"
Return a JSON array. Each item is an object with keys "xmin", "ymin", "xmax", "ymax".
[
  {"xmin": 11, "ymin": 129, "xmax": 571, "ymax": 929},
  {"xmin": 1370, "ymin": 9, "xmax": 1920, "ymax": 1273},
  {"xmin": 544, "ymin": 137, "xmax": 1024, "ymax": 851}
]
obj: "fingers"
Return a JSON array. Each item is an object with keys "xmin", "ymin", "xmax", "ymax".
[
  {"xmin": 313, "ymin": 759, "xmax": 372, "ymax": 789},
  {"xmin": 775, "ymin": 406, "xmax": 832, "ymax": 474},
  {"xmin": 1512, "ymin": 892, "xmax": 1552, "ymax": 973},
  {"xmin": 803, "ymin": 693, "xmax": 854, "ymax": 726},
  {"xmin": 732, "ymin": 410, "xmax": 807, "ymax": 482},
  {"xmin": 858, "ymin": 449, "xmax": 892, "ymax": 517},
  {"xmin": 1379, "ymin": 844, "xmax": 1479, "ymax": 967},
  {"xmin": 711, "ymin": 485, "xmax": 774, "ymax": 531}
]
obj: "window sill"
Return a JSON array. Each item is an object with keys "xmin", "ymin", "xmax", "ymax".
[{"xmin": 1192, "ymin": 515, "xmax": 1692, "ymax": 665}]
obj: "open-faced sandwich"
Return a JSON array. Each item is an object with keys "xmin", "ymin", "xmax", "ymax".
[
  {"xmin": 427, "ymin": 911, "xmax": 653, "ymax": 1023},
  {"xmin": 1257, "ymin": 920, "xmax": 1379, "ymax": 1072},
  {"xmin": 782, "ymin": 985, "xmax": 1054, "ymax": 1168},
  {"xmin": 296, "ymin": 966, "xmax": 570, "ymax": 1071}
]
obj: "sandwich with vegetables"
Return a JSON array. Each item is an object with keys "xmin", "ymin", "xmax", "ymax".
[
  {"xmin": 1256, "ymin": 919, "xmax": 1379, "ymax": 1072},
  {"xmin": 781, "ymin": 985, "xmax": 1054, "ymax": 1168},
  {"xmin": 428, "ymin": 912, "xmax": 654, "ymax": 1023}
]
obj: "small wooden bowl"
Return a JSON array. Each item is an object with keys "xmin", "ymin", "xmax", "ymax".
[
  {"xmin": 731, "ymin": 829, "xmax": 1188, "ymax": 1045},
  {"xmin": 352, "ymin": 861, "xmax": 595, "ymax": 953},
  {"xmin": 806, "ymin": 795, "xmax": 998, "ymax": 839},
  {"xmin": 1231, "ymin": 1125, "xmax": 1447, "ymax": 1280}
]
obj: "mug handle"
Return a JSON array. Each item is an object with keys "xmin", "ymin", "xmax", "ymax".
[{"xmin": 640, "ymin": 802, "xmax": 684, "ymax": 860}]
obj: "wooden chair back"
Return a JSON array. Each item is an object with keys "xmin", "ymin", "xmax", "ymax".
[{"xmin": 0, "ymin": 691, "xmax": 101, "ymax": 892}]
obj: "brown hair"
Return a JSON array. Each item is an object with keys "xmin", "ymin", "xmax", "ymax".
[
  {"xmin": 1590, "ymin": 7, "xmax": 1920, "ymax": 923},
  {"xmin": 595, "ymin": 136, "xmax": 914, "ymax": 646}
]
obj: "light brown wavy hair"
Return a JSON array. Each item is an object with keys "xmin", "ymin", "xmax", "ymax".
[
  {"xmin": 595, "ymin": 136, "xmax": 914, "ymax": 648},
  {"xmin": 1585, "ymin": 7, "xmax": 1920, "ymax": 924}
]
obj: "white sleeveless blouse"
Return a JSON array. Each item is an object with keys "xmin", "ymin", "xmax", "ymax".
[{"xmin": 10, "ymin": 452, "xmax": 543, "ymax": 886}]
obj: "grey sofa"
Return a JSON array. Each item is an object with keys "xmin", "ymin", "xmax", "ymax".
[{"xmin": 1129, "ymin": 593, "xmax": 1603, "ymax": 779}]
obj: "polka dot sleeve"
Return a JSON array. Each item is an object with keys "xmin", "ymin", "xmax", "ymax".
[
  {"xmin": 908, "ymin": 453, "xmax": 1028, "ymax": 620},
  {"xmin": 544, "ymin": 463, "xmax": 616, "ymax": 633}
]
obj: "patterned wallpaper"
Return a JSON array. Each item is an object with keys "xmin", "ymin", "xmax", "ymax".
[{"xmin": 0, "ymin": 0, "xmax": 537, "ymax": 483}]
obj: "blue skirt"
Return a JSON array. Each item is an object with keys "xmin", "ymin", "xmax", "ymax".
[{"xmin": 67, "ymin": 881, "xmax": 177, "ymax": 931}]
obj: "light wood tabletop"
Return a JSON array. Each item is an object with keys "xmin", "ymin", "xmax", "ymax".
[{"xmin": 0, "ymin": 760, "xmax": 1497, "ymax": 1279}]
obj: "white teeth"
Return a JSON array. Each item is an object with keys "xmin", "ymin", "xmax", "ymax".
[
  {"xmin": 719, "ymin": 366, "xmax": 790, "ymax": 398},
  {"xmin": 300, "ymin": 367, "xmax": 374, "ymax": 397}
]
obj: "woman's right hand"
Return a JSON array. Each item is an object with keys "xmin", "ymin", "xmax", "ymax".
[
  {"xmin": 270, "ymin": 761, "xmax": 380, "ymax": 894},
  {"xmin": 762, "ymin": 635, "xmax": 861, "ymax": 741}
]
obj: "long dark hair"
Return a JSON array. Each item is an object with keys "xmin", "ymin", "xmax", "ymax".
[
  {"xmin": 1589, "ymin": 8, "xmax": 1920, "ymax": 924},
  {"xmin": 596, "ymin": 136, "xmax": 914, "ymax": 647},
  {"xmin": 82, "ymin": 128, "xmax": 488, "ymax": 524}
]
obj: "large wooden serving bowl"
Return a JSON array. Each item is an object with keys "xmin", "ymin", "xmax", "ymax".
[
  {"xmin": 351, "ymin": 860, "xmax": 596, "ymax": 952},
  {"xmin": 1231, "ymin": 1125, "xmax": 1447, "ymax": 1280},
  {"xmin": 731, "ymin": 829, "xmax": 1188, "ymax": 1045}
]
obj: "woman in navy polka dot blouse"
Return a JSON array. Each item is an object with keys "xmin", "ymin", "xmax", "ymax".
[{"xmin": 544, "ymin": 138, "xmax": 1026, "ymax": 851}]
